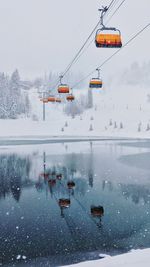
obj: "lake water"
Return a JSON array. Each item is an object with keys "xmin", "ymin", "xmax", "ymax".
[{"xmin": 0, "ymin": 141, "xmax": 150, "ymax": 266}]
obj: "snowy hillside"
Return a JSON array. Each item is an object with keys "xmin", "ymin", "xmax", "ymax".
[
  {"xmin": 1, "ymin": 83, "xmax": 150, "ymax": 139},
  {"xmin": 0, "ymin": 78, "xmax": 150, "ymax": 140}
]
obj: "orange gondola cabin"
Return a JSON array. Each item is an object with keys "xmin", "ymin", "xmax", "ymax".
[
  {"xmin": 55, "ymin": 98, "xmax": 62, "ymax": 103},
  {"xmin": 47, "ymin": 96, "xmax": 56, "ymax": 102},
  {"xmin": 58, "ymin": 84, "xmax": 70, "ymax": 94},
  {"xmin": 95, "ymin": 28, "xmax": 122, "ymax": 48},
  {"xmin": 66, "ymin": 94, "xmax": 75, "ymax": 101},
  {"xmin": 89, "ymin": 78, "xmax": 102, "ymax": 88}
]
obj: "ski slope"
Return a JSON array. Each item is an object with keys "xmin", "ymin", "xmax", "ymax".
[{"xmin": 0, "ymin": 84, "xmax": 150, "ymax": 142}]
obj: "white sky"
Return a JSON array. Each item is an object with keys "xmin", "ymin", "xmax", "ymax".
[{"xmin": 0, "ymin": 0, "xmax": 149, "ymax": 80}]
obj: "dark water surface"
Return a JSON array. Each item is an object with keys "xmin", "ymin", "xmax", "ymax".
[{"xmin": 0, "ymin": 141, "xmax": 150, "ymax": 266}]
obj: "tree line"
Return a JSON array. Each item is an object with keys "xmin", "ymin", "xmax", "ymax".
[{"xmin": 0, "ymin": 69, "xmax": 30, "ymax": 119}]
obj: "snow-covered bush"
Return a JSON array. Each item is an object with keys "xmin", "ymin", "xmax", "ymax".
[
  {"xmin": 114, "ymin": 121, "xmax": 117, "ymax": 128},
  {"xmin": 65, "ymin": 121, "xmax": 68, "ymax": 127},
  {"xmin": 89, "ymin": 124, "xmax": 93, "ymax": 131},
  {"xmin": 0, "ymin": 70, "xmax": 30, "ymax": 119},
  {"xmin": 120, "ymin": 122, "xmax": 123, "ymax": 129},
  {"xmin": 109, "ymin": 119, "xmax": 113, "ymax": 126}
]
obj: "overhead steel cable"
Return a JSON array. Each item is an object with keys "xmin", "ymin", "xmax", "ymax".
[
  {"xmin": 71, "ymin": 23, "xmax": 150, "ymax": 89},
  {"xmin": 67, "ymin": 0, "xmax": 127, "ymax": 81},
  {"xmin": 52, "ymin": 0, "xmax": 118, "ymax": 89},
  {"xmin": 62, "ymin": 0, "xmax": 117, "ymax": 77},
  {"xmin": 105, "ymin": 0, "xmax": 126, "ymax": 24}
]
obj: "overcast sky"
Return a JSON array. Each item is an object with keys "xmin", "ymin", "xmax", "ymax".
[{"xmin": 0, "ymin": 0, "xmax": 149, "ymax": 81}]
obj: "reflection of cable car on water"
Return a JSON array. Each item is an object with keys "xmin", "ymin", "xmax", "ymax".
[
  {"xmin": 67, "ymin": 181, "xmax": 76, "ymax": 189},
  {"xmin": 59, "ymin": 198, "xmax": 71, "ymax": 208},
  {"xmin": 91, "ymin": 206, "xmax": 104, "ymax": 217},
  {"xmin": 48, "ymin": 179, "xmax": 56, "ymax": 186},
  {"xmin": 40, "ymin": 172, "xmax": 50, "ymax": 179},
  {"xmin": 95, "ymin": 6, "xmax": 122, "ymax": 48},
  {"xmin": 56, "ymin": 173, "xmax": 62, "ymax": 180},
  {"xmin": 89, "ymin": 68, "xmax": 102, "ymax": 89}
]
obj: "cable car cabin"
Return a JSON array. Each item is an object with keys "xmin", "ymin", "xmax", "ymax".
[
  {"xmin": 55, "ymin": 98, "xmax": 62, "ymax": 103},
  {"xmin": 40, "ymin": 98, "xmax": 49, "ymax": 103},
  {"xmin": 58, "ymin": 84, "xmax": 70, "ymax": 94},
  {"xmin": 91, "ymin": 206, "xmax": 104, "ymax": 217},
  {"xmin": 56, "ymin": 173, "xmax": 62, "ymax": 180},
  {"xmin": 95, "ymin": 28, "xmax": 122, "ymax": 48},
  {"xmin": 66, "ymin": 94, "xmax": 75, "ymax": 102},
  {"xmin": 89, "ymin": 78, "xmax": 102, "ymax": 88},
  {"xmin": 47, "ymin": 96, "xmax": 56, "ymax": 102},
  {"xmin": 67, "ymin": 181, "xmax": 75, "ymax": 189},
  {"xmin": 59, "ymin": 198, "xmax": 70, "ymax": 208}
]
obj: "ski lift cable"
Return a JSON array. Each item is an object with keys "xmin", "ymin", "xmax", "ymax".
[
  {"xmin": 105, "ymin": 0, "xmax": 126, "ymax": 24},
  {"xmin": 72, "ymin": 23, "xmax": 150, "ymax": 89},
  {"xmin": 68, "ymin": 0, "xmax": 126, "ymax": 81},
  {"xmin": 62, "ymin": 0, "xmax": 118, "ymax": 77},
  {"xmin": 52, "ymin": 0, "xmax": 118, "ymax": 89},
  {"xmin": 53, "ymin": 0, "xmax": 125, "ymax": 89}
]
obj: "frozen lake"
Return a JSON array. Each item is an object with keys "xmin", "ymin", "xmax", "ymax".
[{"xmin": 0, "ymin": 140, "xmax": 150, "ymax": 266}]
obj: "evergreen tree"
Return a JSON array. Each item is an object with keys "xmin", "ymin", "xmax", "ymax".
[
  {"xmin": 89, "ymin": 124, "xmax": 93, "ymax": 131},
  {"xmin": 120, "ymin": 122, "xmax": 123, "ymax": 129}
]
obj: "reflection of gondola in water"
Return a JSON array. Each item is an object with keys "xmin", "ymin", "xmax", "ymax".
[
  {"xmin": 57, "ymin": 195, "xmax": 71, "ymax": 217},
  {"xmin": 48, "ymin": 179, "xmax": 56, "ymax": 186},
  {"xmin": 67, "ymin": 181, "xmax": 75, "ymax": 189},
  {"xmin": 40, "ymin": 172, "xmax": 50, "ymax": 179},
  {"xmin": 59, "ymin": 198, "xmax": 71, "ymax": 208},
  {"xmin": 56, "ymin": 173, "xmax": 62, "ymax": 180},
  {"xmin": 91, "ymin": 206, "xmax": 104, "ymax": 217},
  {"xmin": 58, "ymin": 198, "xmax": 71, "ymax": 217},
  {"xmin": 91, "ymin": 206, "xmax": 104, "ymax": 229}
]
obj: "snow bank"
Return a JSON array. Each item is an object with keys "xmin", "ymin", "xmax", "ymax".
[{"xmin": 64, "ymin": 249, "xmax": 150, "ymax": 267}]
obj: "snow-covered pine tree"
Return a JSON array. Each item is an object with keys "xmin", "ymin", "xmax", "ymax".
[
  {"xmin": 138, "ymin": 123, "xmax": 141, "ymax": 132},
  {"xmin": 120, "ymin": 122, "xmax": 123, "ymax": 129},
  {"xmin": 9, "ymin": 69, "xmax": 22, "ymax": 118},
  {"xmin": 109, "ymin": 119, "xmax": 113, "ymax": 126},
  {"xmin": 89, "ymin": 124, "xmax": 93, "ymax": 131},
  {"xmin": 65, "ymin": 121, "xmax": 68, "ymax": 127},
  {"xmin": 0, "ymin": 73, "xmax": 9, "ymax": 118},
  {"xmin": 114, "ymin": 121, "xmax": 117, "ymax": 128},
  {"xmin": 146, "ymin": 123, "xmax": 150, "ymax": 131}
]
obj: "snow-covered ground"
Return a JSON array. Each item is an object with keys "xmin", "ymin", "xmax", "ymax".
[
  {"xmin": 1, "ymin": 85, "xmax": 150, "ymax": 266},
  {"xmin": 64, "ymin": 249, "xmax": 150, "ymax": 267},
  {"xmin": 0, "ymin": 84, "xmax": 150, "ymax": 142}
]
